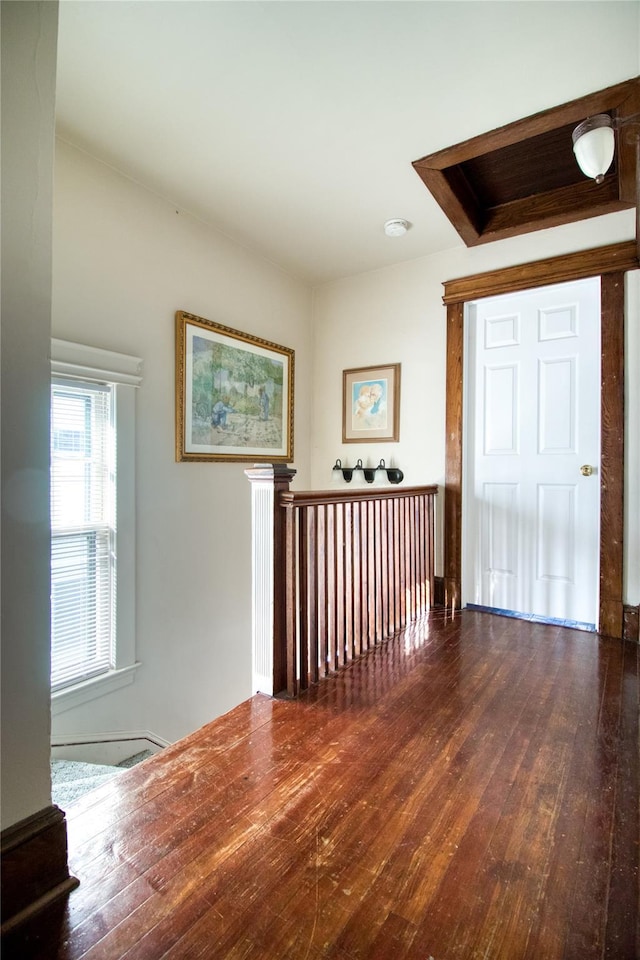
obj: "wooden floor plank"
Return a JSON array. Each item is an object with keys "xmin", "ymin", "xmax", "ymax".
[
  {"xmin": 408, "ymin": 627, "xmax": 569, "ymax": 958},
  {"xmin": 515, "ymin": 636, "xmax": 613, "ymax": 960},
  {"xmin": 561, "ymin": 638, "xmax": 627, "ymax": 959},
  {"xmin": 5, "ymin": 610, "xmax": 638, "ymax": 960},
  {"xmin": 603, "ymin": 641, "xmax": 640, "ymax": 959}
]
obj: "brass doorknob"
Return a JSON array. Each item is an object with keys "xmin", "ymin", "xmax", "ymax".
[{"xmin": 580, "ymin": 464, "xmax": 594, "ymax": 477}]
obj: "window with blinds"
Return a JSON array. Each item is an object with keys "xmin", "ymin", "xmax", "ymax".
[{"xmin": 50, "ymin": 379, "xmax": 115, "ymax": 691}]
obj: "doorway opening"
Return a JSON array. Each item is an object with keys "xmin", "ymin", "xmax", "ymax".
[
  {"xmin": 442, "ymin": 240, "xmax": 634, "ymax": 638},
  {"xmin": 462, "ymin": 277, "xmax": 601, "ymax": 629}
]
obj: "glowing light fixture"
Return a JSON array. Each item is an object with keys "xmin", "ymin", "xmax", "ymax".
[
  {"xmin": 571, "ymin": 114, "xmax": 615, "ymax": 184},
  {"xmin": 572, "ymin": 110, "xmax": 640, "ymax": 261}
]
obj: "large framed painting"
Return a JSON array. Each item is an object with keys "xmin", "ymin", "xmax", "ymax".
[
  {"xmin": 342, "ymin": 363, "xmax": 401, "ymax": 443},
  {"xmin": 176, "ymin": 311, "xmax": 294, "ymax": 462}
]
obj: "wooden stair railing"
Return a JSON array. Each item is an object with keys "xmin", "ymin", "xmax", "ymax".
[{"xmin": 278, "ymin": 485, "xmax": 438, "ymax": 697}]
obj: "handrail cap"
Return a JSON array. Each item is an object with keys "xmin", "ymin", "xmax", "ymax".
[{"xmin": 280, "ymin": 485, "xmax": 438, "ymax": 507}]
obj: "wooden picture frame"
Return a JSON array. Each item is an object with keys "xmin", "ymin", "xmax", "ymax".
[
  {"xmin": 176, "ymin": 311, "xmax": 294, "ymax": 462},
  {"xmin": 342, "ymin": 363, "xmax": 400, "ymax": 443}
]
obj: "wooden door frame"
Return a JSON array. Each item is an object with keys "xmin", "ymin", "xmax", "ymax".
[{"xmin": 443, "ymin": 240, "xmax": 637, "ymax": 639}]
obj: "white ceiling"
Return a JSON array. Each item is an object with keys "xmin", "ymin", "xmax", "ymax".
[{"xmin": 55, "ymin": 1, "xmax": 640, "ymax": 285}]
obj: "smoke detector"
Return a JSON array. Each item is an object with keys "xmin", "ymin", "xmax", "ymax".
[{"xmin": 384, "ymin": 218, "xmax": 411, "ymax": 237}]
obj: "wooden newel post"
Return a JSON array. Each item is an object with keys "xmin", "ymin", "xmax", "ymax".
[{"xmin": 245, "ymin": 464, "xmax": 296, "ymax": 696}]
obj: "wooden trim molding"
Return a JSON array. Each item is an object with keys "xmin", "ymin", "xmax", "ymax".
[
  {"xmin": 444, "ymin": 300, "xmax": 464, "ymax": 613},
  {"xmin": 414, "ymin": 79, "xmax": 640, "ymax": 248},
  {"xmin": 1, "ymin": 805, "xmax": 79, "ymax": 936},
  {"xmin": 443, "ymin": 242, "xmax": 638, "ymax": 637},
  {"xmin": 623, "ymin": 604, "xmax": 640, "ymax": 643},
  {"xmin": 599, "ymin": 273, "xmax": 626, "ymax": 639},
  {"xmin": 280, "ymin": 484, "xmax": 438, "ymax": 508},
  {"xmin": 442, "ymin": 241, "xmax": 637, "ymax": 304}
]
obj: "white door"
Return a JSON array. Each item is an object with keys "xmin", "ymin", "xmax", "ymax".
[{"xmin": 464, "ymin": 277, "xmax": 601, "ymax": 628}]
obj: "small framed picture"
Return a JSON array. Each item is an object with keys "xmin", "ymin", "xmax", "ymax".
[
  {"xmin": 342, "ymin": 363, "xmax": 401, "ymax": 443},
  {"xmin": 176, "ymin": 310, "xmax": 294, "ymax": 462}
]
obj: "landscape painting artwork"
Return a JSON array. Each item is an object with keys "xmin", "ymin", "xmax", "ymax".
[
  {"xmin": 176, "ymin": 311, "xmax": 294, "ymax": 462},
  {"xmin": 343, "ymin": 363, "xmax": 400, "ymax": 443}
]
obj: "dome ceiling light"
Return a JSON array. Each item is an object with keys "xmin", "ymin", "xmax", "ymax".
[
  {"xmin": 572, "ymin": 109, "xmax": 640, "ymax": 259},
  {"xmin": 572, "ymin": 114, "xmax": 616, "ymax": 184}
]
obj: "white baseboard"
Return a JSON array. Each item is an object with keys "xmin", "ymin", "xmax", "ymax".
[{"xmin": 50, "ymin": 729, "xmax": 171, "ymax": 766}]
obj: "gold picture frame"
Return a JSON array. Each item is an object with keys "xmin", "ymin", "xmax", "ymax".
[
  {"xmin": 176, "ymin": 311, "xmax": 294, "ymax": 462},
  {"xmin": 342, "ymin": 363, "xmax": 401, "ymax": 443}
]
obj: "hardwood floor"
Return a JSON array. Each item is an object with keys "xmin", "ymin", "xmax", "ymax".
[{"xmin": 6, "ymin": 610, "xmax": 639, "ymax": 959}]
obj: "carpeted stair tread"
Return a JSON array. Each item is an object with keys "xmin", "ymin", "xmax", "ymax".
[
  {"xmin": 52, "ymin": 759, "xmax": 124, "ymax": 781},
  {"xmin": 51, "ymin": 751, "xmax": 153, "ymax": 807}
]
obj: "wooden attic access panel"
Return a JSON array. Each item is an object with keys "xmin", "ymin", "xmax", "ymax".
[{"xmin": 412, "ymin": 77, "xmax": 640, "ymax": 246}]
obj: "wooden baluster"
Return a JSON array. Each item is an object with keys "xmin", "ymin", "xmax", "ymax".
[
  {"xmin": 360, "ymin": 500, "xmax": 371, "ymax": 653},
  {"xmin": 428, "ymin": 491, "xmax": 435, "ymax": 609},
  {"xmin": 354, "ymin": 500, "xmax": 361, "ymax": 655},
  {"xmin": 424, "ymin": 497, "xmax": 433, "ymax": 610},
  {"xmin": 404, "ymin": 497, "xmax": 416, "ymax": 623},
  {"xmin": 408, "ymin": 496, "xmax": 413, "ymax": 621},
  {"xmin": 404, "ymin": 495, "xmax": 410, "ymax": 623},
  {"xmin": 344, "ymin": 501, "xmax": 353, "ymax": 663},
  {"xmin": 317, "ymin": 505, "xmax": 328, "ymax": 678},
  {"xmin": 422, "ymin": 492, "xmax": 429, "ymax": 612},
  {"xmin": 411, "ymin": 495, "xmax": 418, "ymax": 620},
  {"xmin": 406, "ymin": 496, "xmax": 414, "ymax": 622},
  {"xmin": 417, "ymin": 495, "xmax": 423, "ymax": 616},
  {"xmin": 414, "ymin": 494, "xmax": 421, "ymax": 616},
  {"xmin": 353, "ymin": 500, "xmax": 362, "ymax": 659},
  {"xmin": 367, "ymin": 498, "xmax": 376, "ymax": 649},
  {"xmin": 308, "ymin": 506, "xmax": 320, "ymax": 684},
  {"xmin": 283, "ymin": 499, "xmax": 298, "ymax": 696},
  {"xmin": 327, "ymin": 502, "xmax": 338, "ymax": 672},
  {"xmin": 393, "ymin": 496, "xmax": 400, "ymax": 633},
  {"xmin": 335, "ymin": 503, "xmax": 345, "ymax": 668},
  {"xmin": 359, "ymin": 499, "xmax": 368, "ymax": 654},
  {"xmin": 361, "ymin": 498, "xmax": 369, "ymax": 652},
  {"xmin": 398, "ymin": 497, "xmax": 406, "ymax": 628},
  {"xmin": 391, "ymin": 497, "xmax": 400, "ymax": 633},
  {"xmin": 398, "ymin": 499, "xmax": 407, "ymax": 629},
  {"xmin": 380, "ymin": 498, "xmax": 389, "ymax": 639},
  {"xmin": 413, "ymin": 495, "xmax": 419, "ymax": 619},
  {"xmin": 418, "ymin": 493, "xmax": 426, "ymax": 615},
  {"xmin": 298, "ymin": 506, "xmax": 310, "ymax": 690},
  {"xmin": 374, "ymin": 498, "xmax": 383, "ymax": 645}
]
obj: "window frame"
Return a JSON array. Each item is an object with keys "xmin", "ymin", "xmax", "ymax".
[{"xmin": 50, "ymin": 339, "xmax": 143, "ymax": 715}]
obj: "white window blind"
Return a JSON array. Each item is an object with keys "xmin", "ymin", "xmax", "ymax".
[{"xmin": 50, "ymin": 380, "xmax": 115, "ymax": 691}]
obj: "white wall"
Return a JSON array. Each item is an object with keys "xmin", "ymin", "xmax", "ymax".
[
  {"xmin": 52, "ymin": 140, "xmax": 312, "ymax": 745},
  {"xmin": 311, "ymin": 212, "xmax": 639, "ymax": 605},
  {"xmin": 1, "ymin": 1, "xmax": 59, "ymax": 831}
]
